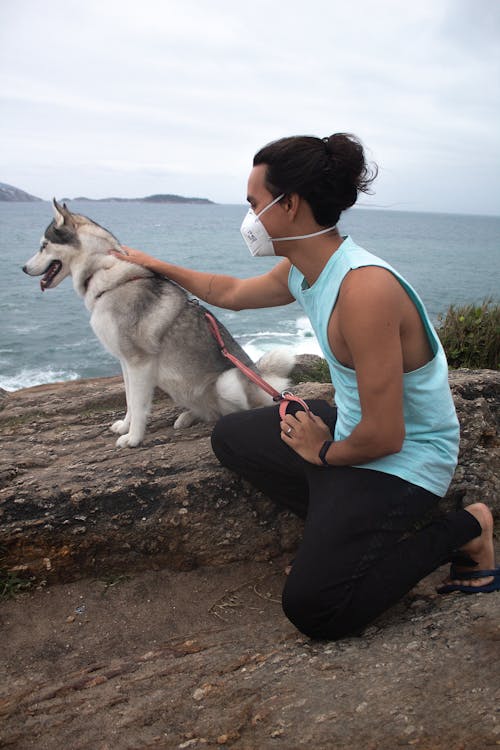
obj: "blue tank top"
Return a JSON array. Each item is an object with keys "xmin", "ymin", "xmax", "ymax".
[{"xmin": 288, "ymin": 235, "xmax": 459, "ymax": 497}]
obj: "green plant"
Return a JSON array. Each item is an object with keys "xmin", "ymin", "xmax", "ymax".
[
  {"xmin": 0, "ymin": 545, "xmax": 33, "ymax": 600},
  {"xmin": 0, "ymin": 568, "xmax": 33, "ymax": 600},
  {"xmin": 436, "ymin": 299, "xmax": 499, "ymax": 370}
]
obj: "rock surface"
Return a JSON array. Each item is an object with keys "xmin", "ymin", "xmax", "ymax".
[
  {"xmin": 1, "ymin": 555, "xmax": 499, "ymax": 750},
  {"xmin": 0, "ymin": 367, "xmax": 498, "ymax": 585},
  {"xmin": 0, "ymin": 366, "xmax": 499, "ymax": 749}
]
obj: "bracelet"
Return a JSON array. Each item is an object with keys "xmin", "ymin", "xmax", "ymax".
[{"xmin": 318, "ymin": 440, "xmax": 333, "ymax": 466}]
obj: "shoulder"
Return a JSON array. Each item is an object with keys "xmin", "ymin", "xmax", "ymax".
[
  {"xmin": 340, "ymin": 265, "xmax": 402, "ymax": 304},
  {"xmin": 337, "ymin": 266, "xmax": 405, "ymax": 331}
]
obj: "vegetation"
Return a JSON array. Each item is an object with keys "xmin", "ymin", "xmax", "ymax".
[
  {"xmin": 0, "ymin": 566, "xmax": 33, "ymax": 600},
  {"xmin": 290, "ymin": 355, "xmax": 331, "ymax": 384},
  {"xmin": 0, "ymin": 545, "xmax": 33, "ymax": 600},
  {"xmin": 436, "ymin": 299, "xmax": 499, "ymax": 370}
]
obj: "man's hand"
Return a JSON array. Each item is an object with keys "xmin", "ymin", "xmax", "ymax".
[
  {"xmin": 280, "ymin": 409, "xmax": 333, "ymax": 465},
  {"xmin": 109, "ymin": 246, "xmax": 156, "ymax": 267}
]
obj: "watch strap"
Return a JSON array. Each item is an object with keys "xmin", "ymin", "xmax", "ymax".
[{"xmin": 319, "ymin": 440, "xmax": 333, "ymax": 466}]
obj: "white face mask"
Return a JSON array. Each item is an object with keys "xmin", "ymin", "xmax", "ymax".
[{"xmin": 240, "ymin": 193, "xmax": 337, "ymax": 257}]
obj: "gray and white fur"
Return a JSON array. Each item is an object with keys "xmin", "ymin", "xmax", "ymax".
[{"xmin": 22, "ymin": 200, "xmax": 294, "ymax": 447}]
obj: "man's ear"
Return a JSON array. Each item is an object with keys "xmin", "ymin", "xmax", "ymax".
[{"xmin": 285, "ymin": 192, "xmax": 300, "ymax": 220}]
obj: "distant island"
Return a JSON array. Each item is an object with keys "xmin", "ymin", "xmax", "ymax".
[
  {"xmin": 0, "ymin": 182, "xmax": 214, "ymax": 204},
  {"xmin": 0, "ymin": 182, "xmax": 42, "ymax": 202},
  {"xmin": 63, "ymin": 194, "xmax": 215, "ymax": 204}
]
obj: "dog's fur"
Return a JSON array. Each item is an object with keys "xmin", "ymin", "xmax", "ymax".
[{"xmin": 23, "ymin": 200, "xmax": 294, "ymax": 447}]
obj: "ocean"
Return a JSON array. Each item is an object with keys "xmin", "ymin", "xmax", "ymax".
[{"xmin": 0, "ymin": 202, "xmax": 498, "ymax": 392}]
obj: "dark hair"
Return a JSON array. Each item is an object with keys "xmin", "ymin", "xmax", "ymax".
[{"xmin": 253, "ymin": 133, "xmax": 377, "ymax": 226}]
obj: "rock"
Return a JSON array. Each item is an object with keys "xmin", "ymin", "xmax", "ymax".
[
  {"xmin": 0, "ymin": 367, "xmax": 499, "ymax": 750},
  {"xmin": 1, "ymin": 558, "xmax": 499, "ymax": 749},
  {"xmin": 0, "ymin": 369, "xmax": 498, "ymax": 584},
  {"xmin": 0, "ymin": 376, "xmax": 303, "ymax": 584},
  {"xmin": 0, "ymin": 387, "xmax": 8, "ymax": 410},
  {"xmin": 447, "ymin": 369, "xmax": 499, "ymax": 510}
]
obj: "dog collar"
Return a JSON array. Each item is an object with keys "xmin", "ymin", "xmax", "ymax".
[{"xmin": 94, "ymin": 275, "xmax": 146, "ymax": 300}]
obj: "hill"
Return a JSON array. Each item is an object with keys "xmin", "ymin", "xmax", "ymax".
[
  {"xmin": 0, "ymin": 183, "xmax": 214, "ymax": 204},
  {"xmin": 64, "ymin": 194, "xmax": 214, "ymax": 204},
  {"xmin": 0, "ymin": 182, "xmax": 42, "ymax": 202}
]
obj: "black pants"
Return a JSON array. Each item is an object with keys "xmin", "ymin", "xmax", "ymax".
[{"xmin": 211, "ymin": 400, "xmax": 481, "ymax": 640}]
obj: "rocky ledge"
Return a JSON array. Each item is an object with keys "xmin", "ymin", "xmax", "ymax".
[
  {"xmin": 0, "ymin": 366, "xmax": 498, "ymax": 585},
  {"xmin": 0, "ymin": 366, "xmax": 499, "ymax": 749}
]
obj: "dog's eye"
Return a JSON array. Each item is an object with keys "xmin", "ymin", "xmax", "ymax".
[{"xmin": 40, "ymin": 241, "xmax": 48, "ymax": 252}]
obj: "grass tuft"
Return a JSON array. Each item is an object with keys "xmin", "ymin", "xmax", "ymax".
[
  {"xmin": 0, "ymin": 568, "xmax": 33, "ymax": 600},
  {"xmin": 436, "ymin": 299, "xmax": 499, "ymax": 370}
]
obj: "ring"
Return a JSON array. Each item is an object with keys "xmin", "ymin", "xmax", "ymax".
[{"xmin": 286, "ymin": 427, "xmax": 293, "ymax": 435}]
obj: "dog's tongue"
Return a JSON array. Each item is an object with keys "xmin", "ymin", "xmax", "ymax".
[{"xmin": 40, "ymin": 260, "xmax": 62, "ymax": 291}]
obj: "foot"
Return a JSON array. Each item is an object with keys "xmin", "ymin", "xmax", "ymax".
[
  {"xmin": 110, "ymin": 417, "xmax": 131, "ymax": 435},
  {"xmin": 116, "ymin": 432, "xmax": 143, "ymax": 448},
  {"xmin": 442, "ymin": 503, "xmax": 496, "ymax": 589},
  {"xmin": 173, "ymin": 410, "xmax": 198, "ymax": 429}
]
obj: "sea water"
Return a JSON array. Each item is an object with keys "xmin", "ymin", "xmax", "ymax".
[{"xmin": 0, "ymin": 201, "xmax": 498, "ymax": 391}]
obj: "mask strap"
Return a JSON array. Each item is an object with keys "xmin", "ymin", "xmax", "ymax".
[
  {"xmin": 272, "ymin": 224, "xmax": 337, "ymax": 242},
  {"xmin": 256, "ymin": 193, "xmax": 285, "ymax": 218},
  {"xmin": 255, "ymin": 193, "xmax": 337, "ymax": 242}
]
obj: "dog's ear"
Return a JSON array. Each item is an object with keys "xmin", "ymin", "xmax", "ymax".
[{"xmin": 52, "ymin": 198, "xmax": 74, "ymax": 228}]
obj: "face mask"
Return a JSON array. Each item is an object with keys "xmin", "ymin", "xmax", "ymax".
[
  {"xmin": 240, "ymin": 193, "xmax": 337, "ymax": 257},
  {"xmin": 240, "ymin": 194, "xmax": 285, "ymax": 257}
]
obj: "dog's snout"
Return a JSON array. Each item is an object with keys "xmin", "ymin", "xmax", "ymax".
[{"xmin": 22, "ymin": 265, "xmax": 28, "ymax": 274}]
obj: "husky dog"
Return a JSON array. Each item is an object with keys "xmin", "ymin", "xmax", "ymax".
[{"xmin": 23, "ymin": 200, "xmax": 294, "ymax": 447}]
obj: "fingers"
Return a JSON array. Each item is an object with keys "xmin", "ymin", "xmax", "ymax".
[
  {"xmin": 279, "ymin": 409, "xmax": 313, "ymax": 435},
  {"xmin": 108, "ymin": 246, "xmax": 143, "ymax": 263},
  {"xmin": 108, "ymin": 248, "xmax": 131, "ymax": 259},
  {"xmin": 280, "ymin": 410, "xmax": 331, "ymax": 441},
  {"xmin": 280, "ymin": 412, "xmax": 305, "ymax": 439}
]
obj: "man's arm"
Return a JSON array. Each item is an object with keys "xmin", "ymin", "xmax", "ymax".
[
  {"xmin": 281, "ymin": 267, "xmax": 406, "ymax": 465},
  {"xmin": 113, "ymin": 247, "xmax": 294, "ymax": 310}
]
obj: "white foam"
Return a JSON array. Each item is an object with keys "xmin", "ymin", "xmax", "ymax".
[
  {"xmin": 0, "ymin": 368, "xmax": 79, "ymax": 392},
  {"xmin": 241, "ymin": 317, "xmax": 322, "ymax": 361}
]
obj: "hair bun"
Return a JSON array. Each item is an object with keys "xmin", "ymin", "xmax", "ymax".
[{"xmin": 322, "ymin": 133, "xmax": 377, "ymax": 204}]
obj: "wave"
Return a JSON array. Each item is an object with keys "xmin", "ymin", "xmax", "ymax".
[
  {"xmin": 240, "ymin": 317, "xmax": 322, "ymax": 361},
  {"xmin": 0, "ymin": 368, "xmax": 80, "ymax": 392}
]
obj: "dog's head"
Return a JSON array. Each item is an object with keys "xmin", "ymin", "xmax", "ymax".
[{"xmin": 23, "ymin": 199, "xmax": 122, "ymax": 291}]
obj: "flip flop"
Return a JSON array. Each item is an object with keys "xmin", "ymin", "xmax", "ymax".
[{"xmin": 437, "ymin": 566, "xmax": 500, "ymax": 595}]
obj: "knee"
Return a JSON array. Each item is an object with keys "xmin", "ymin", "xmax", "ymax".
[
  {"xmin": 282, "ymin": 576, "xmax": 353, "ymax": 641},
  {"xmin": 281, "ymin": 577, "xmax": 331, "ymax": 640}
]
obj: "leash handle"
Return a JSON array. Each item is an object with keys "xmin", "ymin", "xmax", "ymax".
[
  {"xmin": 204, "ymin": 311, "xmax": 311, "ymax": 418},
  {"xmin": 278, "ymin": 391, "xmax": 311, "ymax": 420}
]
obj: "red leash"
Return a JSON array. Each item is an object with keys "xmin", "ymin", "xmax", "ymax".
[{"xmin": 204, "ymin": 311, "xmax": 310, "ymax": 420}]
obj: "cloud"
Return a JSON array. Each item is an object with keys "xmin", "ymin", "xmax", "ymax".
[{"xmin": 0, "ymin": 0, "xmax": 498, "ymax": 213}]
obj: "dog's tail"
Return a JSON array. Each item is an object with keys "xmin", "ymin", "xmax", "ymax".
[
  {"xmin": 255, "ymin": 348, "xmax": 296, "ymax": 399},
  {"xmin": 257, "ymin": 348, "xmax": 295, "ymax": 379},
  {"xmin": 216, "ymin": 349, "xmax": 296, "ymax": 413}
]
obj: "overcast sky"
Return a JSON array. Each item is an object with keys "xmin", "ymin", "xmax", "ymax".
[{"xmin": 1, "ymin": 0, "xmax": 499, "ymax": 214}]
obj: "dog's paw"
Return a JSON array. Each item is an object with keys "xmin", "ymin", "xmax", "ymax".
[
  {"xmin": 116, "ymin": 433, "xmax": 142, "ymax": 448},
  {"xmin": 174, "ymin": 410, "xmax": 198, "ymax": 429},
  {"xmin": 110, "ymin": 419, "xmax": 130, "ymax": 435},
  {"xmin": 173, "ymin": 410, "xmax": 199, "ymax": 429}
]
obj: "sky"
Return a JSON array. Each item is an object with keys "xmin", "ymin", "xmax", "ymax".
[{"xmin": 1, "ymin": 0, "xmax": 499, "ymax": 215}]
